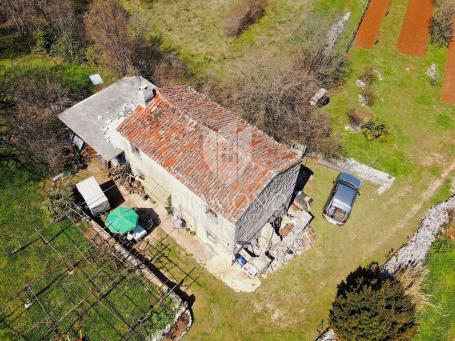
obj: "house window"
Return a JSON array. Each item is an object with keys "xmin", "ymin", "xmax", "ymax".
[
  {"xmin": 205, "ymin": 206, "xmax": 218, "ymax": 219},
  {"xmin": 206, "ymin": 230, "xmax": 217, "ymax": 244},
  {"xmin": 131, "ymin": 143, "xmax": 140, "ymax": 155}
]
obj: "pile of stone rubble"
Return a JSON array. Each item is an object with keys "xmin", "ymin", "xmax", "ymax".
[{"xmin": 247, "ymin": 209, "xmax": 315, "ymax": 275}]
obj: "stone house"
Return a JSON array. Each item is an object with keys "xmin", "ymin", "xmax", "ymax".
[{"xmin": 59, "ymin": 78, "xmax": 303, "ymax": 260}]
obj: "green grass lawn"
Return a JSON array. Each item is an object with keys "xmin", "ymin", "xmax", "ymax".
[
  {"xmin": 327, "ymin": 0, "xmax": 455, "ymax": 177},
  {"xmin": 0, "ymin": 157, "xmax": 176, "ymax": 340},
  {"xmin": 132, "ymin": 0, "xmax": 367, "ymax": 83},
  {"xmin": 414, "ymin": 237, "xmax": 455, "ymax": 341}
]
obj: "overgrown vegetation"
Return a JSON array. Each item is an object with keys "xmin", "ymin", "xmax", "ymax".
[
  {"xmin": 0, "ymin": 0, "xmax": 86, "ymax": 61},
  {"xmin": 47, "ymin": 178, "xmax": 82, "ymax": 223},
  {"xmin": 346, "ymin": 108, "xmax": 371, "ymax": 129},
  {"xmin": 0, "ymin": 58, "xmax": 92, "ymax": 174},
  {"xmin": 430, "ymin": 0, "xmax": 455, "ymax": 48},
  {"xmin": 210, "ymin": 14, "xmax": 351, "ymax": 157},
  {"xmin": 360, "ymin": 86, "xmax": 376, "ymax": 106},
  {"xmin": 358, "ymin": 65, "xmax": 376, "ymax": 87},
  {"xmin": 414, "ymin": 236, "xmax": 455, "ymax": 340},
  {"xmin": 225, "ymin": 0, "xmax": 267, "ymax": 37},
  {"xmin": 329, "ymin": 263, "xmax": 417, "ymax": 341}
]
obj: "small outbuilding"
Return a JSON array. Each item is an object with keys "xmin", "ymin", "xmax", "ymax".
[
  {"xmin": 76, "ymin": 176, "xmax": 110, "ymax": 216},
  {"xmin": 58, "ymin": 76, "xmax": 157, "ymax": 164}
]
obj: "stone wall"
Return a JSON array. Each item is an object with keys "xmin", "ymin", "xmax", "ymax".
[
  {"xmin": 382, "ymin": 195, "xmax": 455, "ymax": 275},
  {"xmin": 109, "ymin": 127, "xmax": 237, "ymax": 258},
  {"xmin": 234, "ymin": 164, "xmax": 302, "ymax": 243},
  {"xmin": 316, "ymin": 328, "xmax": 336, "ymax": 341},
  {"xmin": 315, "ymin": 195, "xmax": 455, "ymax": 341}
]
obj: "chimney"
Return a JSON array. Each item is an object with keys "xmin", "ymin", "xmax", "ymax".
[{"xmin": 138, "ymin": 84, "xmax": 155, "ymax": 107}]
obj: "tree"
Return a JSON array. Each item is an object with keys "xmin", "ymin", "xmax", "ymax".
[
  {"xmin": 37, "ymin": 0, "xmax": 85, "ymax": 61},
  {"xmin": 0, "ymin": 0, "xmax": 41, "ymax": 39},
  {"xmin": 85, "ymin": 0, "xmax": 134, "ymax": 75},
  {"xmin": 207, "ymin": 56, "xmax": 341, "ymax": 158},
  {"xmin": 2, "ymin": 68, "xmax": 84, "ymax": 174},
  {"xmin": 430, "ymin": 0, "xmax": 455, "ymax": 48},
  {"xmin": 0, "ymin": 0, "xmax": 84, "ymax": 60},
  {"xmin": 329, "ymin": 263, "xmax": 417, "ymax": 341},
  {"xmin": 225, "ymin": 0, "xmax": 266, "ymax": 37}
]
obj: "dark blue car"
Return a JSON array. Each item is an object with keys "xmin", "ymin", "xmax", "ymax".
[{"xmin": 323, "ymin": 172, "xmax": 361, "ymax": 226}]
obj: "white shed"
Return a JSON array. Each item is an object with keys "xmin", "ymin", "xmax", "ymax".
[{"xmin": 76, "ymin": 177, "xmax": 110, "ymax": 216}]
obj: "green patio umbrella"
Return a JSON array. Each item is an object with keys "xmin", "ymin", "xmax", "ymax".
[{"xmin": 105, "ymin": 207, "xmax": 139, "ymax": 235}]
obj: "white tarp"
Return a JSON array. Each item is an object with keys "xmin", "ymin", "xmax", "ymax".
[{"xmin": 76, "ymin": 176, "xmax": 110, "ymax": 216}]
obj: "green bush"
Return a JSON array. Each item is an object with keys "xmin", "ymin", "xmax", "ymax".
[
  {"xmin": 32, "ymin": 29, "xmax": 50, "ymax": 55},
  {"xmin": 361, "ymin": 120, "xmax": 389, "ymax": 141},
  {"xmin": 330, "ymin": 263, "xmax": 417, "ymax": 341}
]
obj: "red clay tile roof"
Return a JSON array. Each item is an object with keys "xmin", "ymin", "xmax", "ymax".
[{"xmin": 117, "ymin": 86, "xmax": 301, "ymax": 223}]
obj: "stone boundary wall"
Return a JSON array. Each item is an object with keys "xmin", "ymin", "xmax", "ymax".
[
  {"xmin": 315, "ymin": 194, "xmax": 455, "ymax": 340},
  {"xmin": 316, "ymin": 328, "xmax": 336, "ymax": 341},
  {"xmin": 382, "ymin": 194, "xmax": 455, "ymax": 275}
]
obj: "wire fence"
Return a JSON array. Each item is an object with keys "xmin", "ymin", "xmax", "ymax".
[{"xmin": 0, "ymin": 182, "xmax": 198, "ymax": 340}]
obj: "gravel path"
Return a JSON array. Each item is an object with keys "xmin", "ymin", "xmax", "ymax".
[{"xmin": 332, "ymin": 158, "xmax": 395, "ymax": 194}]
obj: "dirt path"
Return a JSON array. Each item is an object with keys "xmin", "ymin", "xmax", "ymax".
[
  {"xmin": 355, "ymin": 0, "xmax": 391, "ymax": 49},
  {"xmin": 397, "ymin": 0, "xmax": 433, "ymax": 56},
  {"xmin": 442, "ymin": 24, "xmax": 455, "ymax": 104},
  {"xmin": 398, "ymin": 159, "xmax": 455, "ymax": 228}
]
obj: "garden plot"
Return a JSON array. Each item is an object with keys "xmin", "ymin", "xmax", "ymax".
[
  {"xmin": 442, "ymin": 25, "xmax": 455, "ymax": 104},
  {"xmin": 355, "ymin": 0, "xmax": 391, "ymax": 49},
  {"xmin": 397, "ymin": 0, "xmax": 433, "ymax": 56}
]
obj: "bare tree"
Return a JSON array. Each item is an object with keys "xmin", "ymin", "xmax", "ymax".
[
  {"xmin": 85, "ymin": 0, "xmax": 134, "ymax": 75},
  {"xmin": 430, "ymin": 0, "xmax": 455, "ymax": 47},
  {"xmin": 12, "ymin": 76, "xmax": 78, "ymax": 173},
  {"xmin": 0, "ymin": 0, "xmax": 84, "ymax": 60},
  {"xmin": 209, "ymin": 59, "xmax": 340, "ymax": 158},
  {"xmin": 294, "ymin": 15, "xmax": 349, "ymax": 89},
  {"xmin": 225, "ymin": 0, "xmax": 266, "ymax": 37},
  {"xmin": 0, "ymin": 0, "xmax": 42, "ymax": 38}
]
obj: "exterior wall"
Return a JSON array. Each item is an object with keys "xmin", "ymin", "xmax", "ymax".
[
  {"xmin": 235, "ymin": 164, "xmax": 301, "ymax": 244},
  {"xmin": 110, "ymin": 129, "xmax": 236, "ymax": 258}
]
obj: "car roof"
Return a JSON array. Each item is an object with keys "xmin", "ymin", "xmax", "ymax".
[
  {"xmin": 338, "ymin": 172, "xmax": 361, "ymax": 189},
  {"xmin": 334, "ymin": 183, "xmax": 357, "ymax": 208}
]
